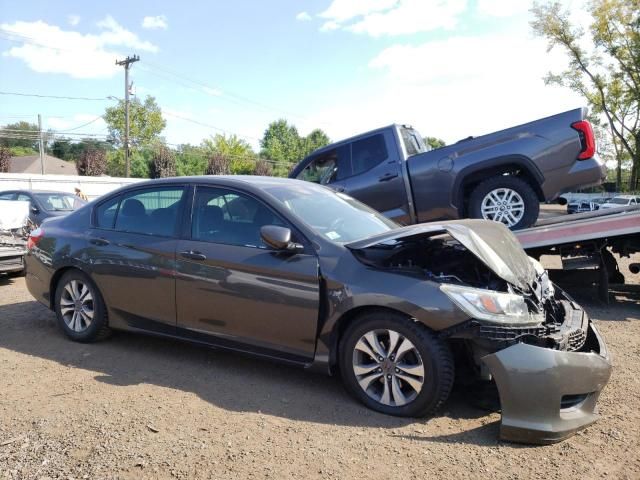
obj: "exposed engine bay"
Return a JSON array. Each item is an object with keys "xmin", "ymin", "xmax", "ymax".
[{"xmin": 351, "ymin": 232, "xmax": 591, "ymax": 354}]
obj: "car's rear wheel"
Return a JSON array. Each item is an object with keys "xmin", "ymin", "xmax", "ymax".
[
  {"xmin": 339, "ymin": 311, "xmax": 454, "ymax": 417},
  {"xmin": 468, "ymin": 176, "xmax": 539, "ymax": 230},
  {"xmin": 54, "ymin": 270, "xmax": 110, "ymax": 342}
]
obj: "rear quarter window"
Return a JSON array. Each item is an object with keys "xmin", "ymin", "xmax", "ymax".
[{"xmin": 95, "ymin": 196, "xmax": 120, "ymax": 229}]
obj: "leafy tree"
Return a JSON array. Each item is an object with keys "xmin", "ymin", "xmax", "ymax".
[
  {"xmin": 52, "ymin": 138, "xmax": 110, "ymax": 162},
  {"xmin": 8, "ymin": 146, "xmax": 37, "ymax": 157},
  {"xmin": 0, "ymin": 121, "xmax": 39, "ymax": 150},
  {"xmin": 77, "ymin": 148, "xmax": 107, "ymax": 176},
  {"xmin": 260, "ymin": 119, "xmax": 302, "ymax": 165},
  {"xmin": 175, "ymin": 144, "xmax": 208, "ymax": 176},
  {"xmin": 300, "ymin": 129, "xmax": 331, "ymax": 158},
  {"xmin": 0, "ymin": 146, "xmax": 10, "ymax": 173},
  {"xmin": 424, "ymin": 137, "xmax": 446, "ymax": 150},
  {"xmin": 201, "ymin": 133, "xmax": 255, "ymax": 174},
  {"xmin": 532, "ymin": 0, "xmax": 640, "ymax": 189},
  {"xmin": 104, "ymin": 96, "xmax": 166, "ymax": 148},
  {"xmin": 106, "ymin": 149, "xmax": 151, "ymax": 178},
  {"xmin": 151, "ymin": 143, "xmax": 177, "ymax": 178}
]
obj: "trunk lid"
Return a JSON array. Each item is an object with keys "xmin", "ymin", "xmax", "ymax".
[{"xmin": 346, "ymin": 219, "xmax": 536, "ymax": 292}]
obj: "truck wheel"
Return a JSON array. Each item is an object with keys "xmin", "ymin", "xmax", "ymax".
[
  {"xmin": 468, "ymin": 176, "xmax": 539, "ymax": 230},
  {"xmin": 339, "ymin": 310, "xmax": 454, "ymax": 418},
  {"xmin": 54, "ymin": 270, "xmax": 111, "ymax": 342}
]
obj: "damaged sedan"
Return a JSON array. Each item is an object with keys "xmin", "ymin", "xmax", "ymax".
[{"xmin": 24, "ymin": 177, "xmax": 611, "ymax": 444}]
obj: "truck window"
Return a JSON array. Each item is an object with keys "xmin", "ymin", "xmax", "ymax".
[
  {"xmin": 351, "ymin": 134, "xmax": 388, "ymax": 175},
  {"xmin": 297, "ymin": 145, "xmax": 350, "ymax": 184},
  {"xmin": 399, "ymin": 127, "xmax": 427, "ymax": 157}
]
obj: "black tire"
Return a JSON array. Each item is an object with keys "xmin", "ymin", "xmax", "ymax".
[
  {"xmin": 468, "ymin": 175, "xmax": 540, "ymax": 230},
  {"xmin": 54, "ymin": 270, "xmax": 111, "ymax": 342},
  {"xmin": 339, "ymin": 310, "xmax": 454, "ymax": 418}
]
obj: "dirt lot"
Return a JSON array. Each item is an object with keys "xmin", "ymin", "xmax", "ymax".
[{"xmin": 1, "ymin": 256, "xmax": 639, "ymax": 479}]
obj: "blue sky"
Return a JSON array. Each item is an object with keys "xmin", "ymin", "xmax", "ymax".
[{"xmin": 0, "ymin": 0, "xmax": 586, "ymax": 150}]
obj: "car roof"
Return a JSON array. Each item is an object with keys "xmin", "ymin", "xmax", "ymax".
[{"xmin": 0, "ymin": 189, "xmax": 74, "ymax": 195}]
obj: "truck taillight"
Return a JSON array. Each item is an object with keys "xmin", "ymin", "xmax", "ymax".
[
  {"xmin": 27, "ymin": 227, "xmax": 44, "ymax": 250},
  {"xmin": 571, "ymin": 120, "xmax": 596, "ymax": 160}
]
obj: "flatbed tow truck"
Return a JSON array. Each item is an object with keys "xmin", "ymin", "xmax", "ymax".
[{"xmin": 515, "ymin": 205, "xmax": 640, "ymax": 302}]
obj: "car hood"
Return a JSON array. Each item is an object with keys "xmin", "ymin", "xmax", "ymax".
[{"xmin": 346, "ymin": 219, "xmax": 536, "ymax": 292}]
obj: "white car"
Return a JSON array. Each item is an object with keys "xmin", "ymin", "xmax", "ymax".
[{"xmin": 599, "ymin": 195, "xmax": 640, "ymax": 209}]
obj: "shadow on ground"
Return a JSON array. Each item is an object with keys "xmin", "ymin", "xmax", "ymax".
[{"xmin": 0, "ymin": 299, "xmax": 498, "ymax": 443}]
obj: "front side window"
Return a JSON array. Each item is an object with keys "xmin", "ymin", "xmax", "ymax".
[
  {"xmin": 297, "ymin": 145, "xmax": 350, "ymax": 184},
  {"xmin": 351, "ymin": 134, "xmax": 388, "ymax": 175},
  {"xmin": 113, "ymin": 187, "xmax": 185, "ymax": 236},
  {"xmin": 192, "ymin": 187, "xmax": 285, "ymax": 247},
  {"xmin": 0, "ymin": 193, "xmax": 14, "ymax": 200}
]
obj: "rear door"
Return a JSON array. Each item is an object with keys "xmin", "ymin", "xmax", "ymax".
[
  {"xmin": 88, "ymin": 185, "xmax": 187, "ymax": 333},
  {"xmin": 175, "ymin": 185, "xmax": 320, "ymax": 361},
  {"xmin": 340, "ymin": 131, "xmax": 410, "ymax": 223}
]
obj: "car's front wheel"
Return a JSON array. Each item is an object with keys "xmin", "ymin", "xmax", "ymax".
[
  {"xmin": 54, "ymin": 270, "xmax": 110, "ymax": 342},
  {"xmin": 339, "ymin": 311, "xmax": 454, "ymax": 417}
]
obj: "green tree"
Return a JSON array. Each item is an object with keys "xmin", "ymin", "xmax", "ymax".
[
  {"xmin": 0, "ymin": 121, "xmax": 39, "ymax": 150},
  {"xmin": 104, "ymin": 96, "xmax": 166, "ymax": 148},
  {"xmin": 424, "ymin": 137, "xmax": 446, "ymax": 150},
  {"xmin": 260, "ymin": 119, "xmax": 302, "ymax": 165},
  {"xmin": 175, "ymin": 144, "xmax": 208, "ymax": 176},
  {"xmin": 300, "ymin": 128, "xmax": 331, "ymax": 158},
  {"xmin": 52, "ymin": 138, "xmax": 110, "ymax": 162},
  {"xmin": 106, "ymin": 149, "xmax": 151, "ymax": 178},
  {"xmin": 531, "ymin": 0, "xmax": 640, "ymax": 189},
  {"xmin": 201, "ymin": 133, "xmax": 255, "ymax": 174}
]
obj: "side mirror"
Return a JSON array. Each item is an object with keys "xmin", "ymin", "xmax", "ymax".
[
  {"xmin": 260, "ymin": 225, "xmax": 303, "ymax": 252},
  {"xmin": 31, "ymin": 206, "xmax": 40, "ymax": 214},
  {"xmin": 556, "ymin": 197, "xmax": 568, "ymax": 206}
]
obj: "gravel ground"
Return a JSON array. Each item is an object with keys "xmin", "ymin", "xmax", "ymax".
[{"xmin": 0, "ymin": 255, "xmax": 638, "ymax": 480}]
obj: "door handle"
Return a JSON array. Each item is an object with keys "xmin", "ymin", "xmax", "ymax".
[
  {"xmin": 89, "ymin": 238, "xmax": 109, "ymax": 246},
  {"xmin": 180, "ymin": 250, "xmax": 207, "ymax": 261},
  {"xmin": 378, "ymin": 172, "xmax": 398, "ymax": 182}
]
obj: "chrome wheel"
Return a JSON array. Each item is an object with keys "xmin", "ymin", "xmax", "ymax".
[
  {"xmin": 480, "ymin": 187, "xmax": 525, "ymax": 227},
  {"xmin": 59, "ymin": 279, "xmax": 94, "ymax": 332},
  {"xmin": 352, "ymin": 329, "xmax": 425, "ymax": 407}
]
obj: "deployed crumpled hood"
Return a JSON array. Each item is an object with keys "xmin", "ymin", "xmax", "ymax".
[{"xmin": 346, "ymin": 219, "xmax": 536, "ymax": 292}]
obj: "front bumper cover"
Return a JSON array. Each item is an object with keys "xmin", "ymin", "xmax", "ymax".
[{"xmin": 482, "ymin": 316, "xmax": 611, "ymax": 445}]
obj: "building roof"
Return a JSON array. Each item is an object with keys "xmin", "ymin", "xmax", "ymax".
[{"xmin": 9, "ymin": 155, "xmax": 78, "ymax": 175}]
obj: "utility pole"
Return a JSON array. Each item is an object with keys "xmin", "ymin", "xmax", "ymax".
[
  {"xmin": 115, "ymin": 55, "xmax": 140, "ymax": 177},
  {"xmin": 37, "ymin": 114, "xmax": 45, "ymax": 175}
]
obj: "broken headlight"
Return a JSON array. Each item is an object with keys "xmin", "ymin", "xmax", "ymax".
[{"xmin": 440, "ymin": 284, "xmax": 544, "ymax": 326}]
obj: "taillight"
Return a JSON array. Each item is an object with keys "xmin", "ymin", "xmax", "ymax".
[
  {"xmin": 571, "ymin": 120, "xmax": 596, "ymax": 160},
  {"xmin": 27, "ymin": 227, "xmax": 44, "ymax": 250}
]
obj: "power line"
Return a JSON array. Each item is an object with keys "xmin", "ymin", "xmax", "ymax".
[
  {"xmin": 64, "ymin": 116, "xmax": 105, "ymax": 131},
  {"xmin": 0, "ymin": 91, "xmax": 113, "ymax": 101}
]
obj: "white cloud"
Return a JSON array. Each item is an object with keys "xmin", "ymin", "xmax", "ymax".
[
  {"xmin": 142, "ymin": 15, "xmax": 168, "ymax": 30},
  {"xmin": 301, "ymin": 28, "xmax": 584, "ymax": 144},
  {"xmin": 476, "ymin": 0, "xmax": 531, "ymax": 18},
  {"xmin": 319, "ymin": 0, "xmax": 467, "ymax": 36},
  {"xmin": 67, "ymin": 15, "xmax": 80, "ymax": 26},
  {"xmin": 296, "ymin": 11, "xmax": 312, "ymax": 21},
  {"xmin": 1, "ymin": 17, "xmax": 158, "ymax": 79}
]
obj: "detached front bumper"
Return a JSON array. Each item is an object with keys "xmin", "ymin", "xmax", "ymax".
[{"xmin": 482, "ymin": 316, "xmax": 611, "ymax": 445}]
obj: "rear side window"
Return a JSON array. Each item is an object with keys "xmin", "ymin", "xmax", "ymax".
[
  {"xmin": 351, "ymin": 134, "xmax": 388, "ymax": 175},
  {"xmin": 114, "ymin": 187, "xmax": 185, "ymax": 236},
  {"xmin": 95, "ymin": 195, "xmax": 120, "ymax": 229}
]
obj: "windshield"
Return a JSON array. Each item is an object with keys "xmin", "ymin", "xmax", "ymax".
[
  {"xmin": 34, "ymin": 193, "xmax": 86, "ymax": 211},
  {"xmin": 610, "ymin": 197, "xmax": 630, "ymax": 205},
  {"xmin": 264, "ymin": 183, "xmax": 398, "ymax": 243},
  {"xmin": 399, "ymin": 127, "xmax": 427, "ymax": 157}
]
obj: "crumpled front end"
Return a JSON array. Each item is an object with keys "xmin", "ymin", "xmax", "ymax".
[{"xmin": 480, "ymin": 296, "xmax": 611, "ymax": 444}]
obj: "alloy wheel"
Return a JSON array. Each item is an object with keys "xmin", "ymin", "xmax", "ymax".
[
  {"xmin": 480, "ymin": 187, "xmax": 525, "ymax": 227},
  {"xmin": 59, "ymin": 279, "xmax": 94, "ymax": 332},
  {"xmin": 352, "ymin": 329, "xmax": 425, "ymax": 407}
]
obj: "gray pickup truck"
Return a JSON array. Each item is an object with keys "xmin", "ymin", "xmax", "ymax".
[{"xmin": 290, "ymin": 108, "xmax": 605, "ymax": 229}]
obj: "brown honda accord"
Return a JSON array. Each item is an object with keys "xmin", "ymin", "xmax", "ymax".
[{"xmin": 25, "ymin": 176, "xmax": 611, "ymax": 444}]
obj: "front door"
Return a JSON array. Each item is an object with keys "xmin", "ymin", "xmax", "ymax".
[
  {"xmin": 88, "ymin": 185, "xmax": 187, "ymax": 333},
  {"xmin": 175, "ymin": 185, "xmax": 320, "ymax": 362}
]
